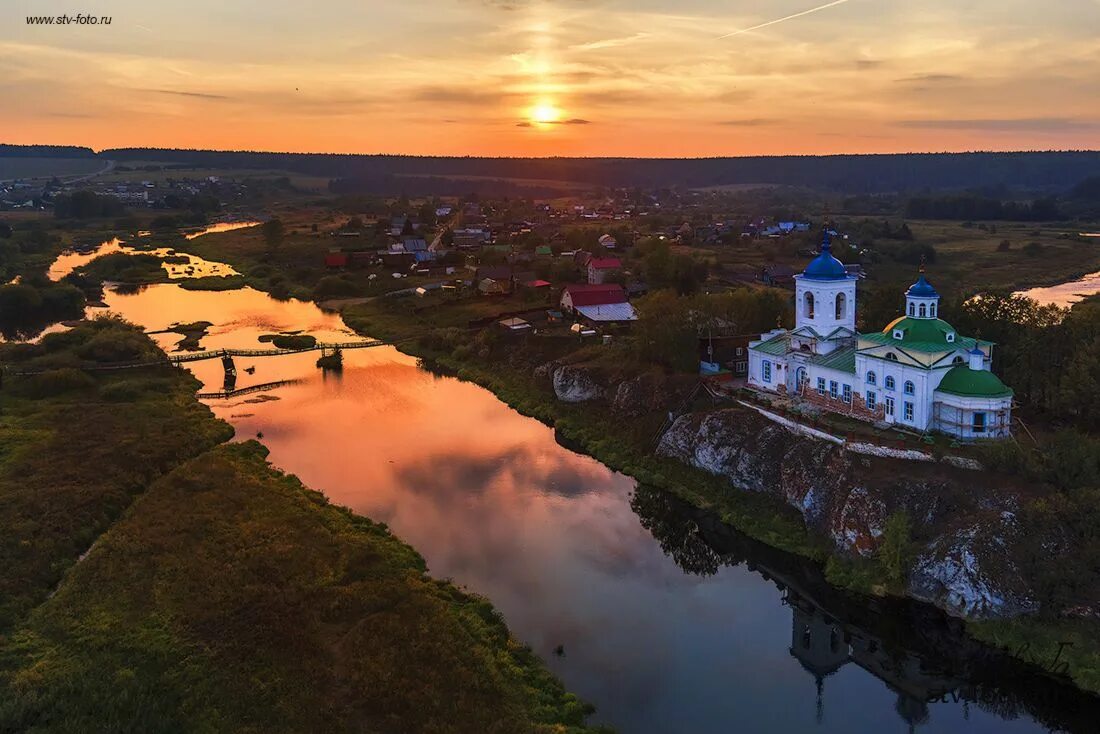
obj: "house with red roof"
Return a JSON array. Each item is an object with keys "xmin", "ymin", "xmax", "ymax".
[
  {"xmin": 559, "ymin": 284, "xmax": 637, "ymax": 324},
  {"xmin": 324, "ymin": 251, "xmax": 349, "ymax": 269},
  {"xmin": 587, "ymin": 257, "xmax": 622, "ymax": 284}
]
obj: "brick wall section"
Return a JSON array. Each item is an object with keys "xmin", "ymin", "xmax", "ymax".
[{"xmin": 797, "ymin": 386, "xmax": 885, "ymax": 423}]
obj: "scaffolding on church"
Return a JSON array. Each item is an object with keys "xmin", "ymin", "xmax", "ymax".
[{"xmin": 931, "ymin": 402, "xmax": 1011, "ymax": 440}]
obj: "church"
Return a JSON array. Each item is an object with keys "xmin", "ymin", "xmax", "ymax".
[{"xmin": 747, "ymin": 233, "xmax": 1013, "ymax": 440}]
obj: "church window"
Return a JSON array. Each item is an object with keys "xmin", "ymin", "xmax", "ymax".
[
  {"xmin": 946, "ymin": 333, "xmax": 956, "ymax": 343},
  {"xmin": 829, "ymin": 381, "xmax": 838, "ymax": 399},
  {"xmin": 930, "ymin": 303, "xmax": 937, "ymax": 317},
  {"xmin": 805, "ymin": 292, "xmax": 815, "ymax": 319},
  {"xmin": 817, "ymin": 377, "xmax": 826, "ymax": 395},
  {"xmin": 973, "ymin": 412, "xmax": 987, "ymax": 434},
  {"xmin": 953, "ymin": 356, "xmax": 965, "ymax": 365},
  {"xmin": 866, "ymin": 370, "xmax": 876, "ymax": 385},
  {"xmin": 919, "ymin": 303, "xmax": 927, "ymax": 318},
  {"xmin": 885, "ymin": 352, "xmax": 899, "ymax": 361},
  {"xmin": 908, "ymin": 302, "xmax": 915, "ymax": 316},
  {"xmin": 835, "ymin": 292, "xmax": 847, "ymax": 320},
  {"xmin": 903, "ymin": 401, "xmax": 914, "ymax": 422},
  {"xmin": 842, "ymin": 384, "xmax": 852, "ymax": 403},
  {"xmin": 885, "ymin": 397, "xmax": 895, "ymax": 417},
  {"xmin": 866, "ymin": 391, "xmax": 877, "ymax": 410},
  {"xmin": 893, "ymin": 330, "xmax": 904, "ymax": 340},
  {"xmin": 904, "ymin": 380, "xmax": 915, "ymax": 395},
  {"xmin": 885, "ymin": 376, "xmax": 896, "ymax": 390},
  {"xmin": 762, "ymin": 361, "xmax": 772, "ymax": 383}
]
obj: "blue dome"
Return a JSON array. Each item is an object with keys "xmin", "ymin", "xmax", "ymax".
[
  {"xmin": 906, "ymin": 274, "xmax": 939, "ymax": 298},
  {"xmin": 802, "ymin": 232, "xmax": 847, "ymax": 281}
]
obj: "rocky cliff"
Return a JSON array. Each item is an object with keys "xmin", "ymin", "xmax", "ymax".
[{"xmin": 655, "ymin": 407, "xmax": 1039, "ymax": 619}]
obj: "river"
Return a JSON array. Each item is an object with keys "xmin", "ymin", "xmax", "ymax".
[
  {"xmin": 59, "ymin": 236, "xmax": 1100, "ymax": 733},
  {"xmin": 1015, "ymin": 233, "xmax": 1100, "ymax": 307}
]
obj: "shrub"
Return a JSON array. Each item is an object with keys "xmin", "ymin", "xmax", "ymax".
[
  {"xmin": 75, "ymin": 328, "xmax": 152, "ymax": 363},
  {"xmin": 17, "ymin": 368, "xmax": 96, "ymax": 398},
  {"xmin": 878, "ymin": 511, "xmax": 915, "ymax": 585},
  {"xmin": 312, "ymin": 275, "xmax": 360, "ymax": 300}
]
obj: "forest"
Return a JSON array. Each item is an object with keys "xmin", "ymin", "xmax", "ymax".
[{"xmin": 5, "ymin": 145, "xmax": 1099, "ymax": 194}]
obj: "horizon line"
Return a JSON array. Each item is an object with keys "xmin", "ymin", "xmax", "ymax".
[{"xmin": 3, "ymin": 142, "xmax": 1100, "ymax": 162}]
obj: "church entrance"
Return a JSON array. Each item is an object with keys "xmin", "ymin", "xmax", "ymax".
[{"xmin": 794, "ymin": 367, "xmax": 808, "ymax": 395}]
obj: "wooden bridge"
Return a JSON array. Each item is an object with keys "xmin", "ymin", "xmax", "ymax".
[
  {"xmin": 4, "ymin": 339, "xmax": 390, "ymax": 376},
  {"xmin": 196, "ymin": 379, "xmax": 302, "ymax": 400},
  {"xmin": 167, "ymin": 339, "xmax": 388, "ymax": 364}
]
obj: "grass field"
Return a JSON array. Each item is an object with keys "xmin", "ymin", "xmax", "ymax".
[
  {"xmin": 711, "ymin": 219, "xmax": 1100, "ymax": 298},
  {"xmin": 96, "ymin": 163, "xmax": 332, "ymax": 191},
  {"xmin": 0, "ymin": 158, "xmax": 106, "ymax": 182},
  {"xmin": 0, "ymin": 318, "xmax": 604, "ymax": 732}
]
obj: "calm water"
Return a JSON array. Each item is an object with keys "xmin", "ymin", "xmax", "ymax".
[
  {"xmin": 76, "ymin": 246, "xmax": 1097, "ymax": 733},
  {"xmin": 1016, "ymin": 234, "xmax": 1100, "ymax": 307}
]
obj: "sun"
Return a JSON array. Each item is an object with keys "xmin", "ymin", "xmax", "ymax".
[{"xmin": 529, "ymin": 101, "xmax": 563, "ymax": 126}]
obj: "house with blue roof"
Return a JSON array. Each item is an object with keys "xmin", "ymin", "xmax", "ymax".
[{"xmin": 747, "ymin": 232, "xmax": 1013, "ymax": 439}]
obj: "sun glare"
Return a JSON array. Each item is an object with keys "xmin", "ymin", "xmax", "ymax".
[{"xmin": 529, "ymin": 101, "xmax": 563, "ymax": 126}]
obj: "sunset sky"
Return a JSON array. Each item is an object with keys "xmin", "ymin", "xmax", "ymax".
[{"xmin": 3, "ymin": 0, "xmax": 1100, "ymax": 157}]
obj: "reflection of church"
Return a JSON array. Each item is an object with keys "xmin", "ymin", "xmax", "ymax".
[{"xmin": 786, "ymin": 589, "xmax": 962, "ymax": 731}]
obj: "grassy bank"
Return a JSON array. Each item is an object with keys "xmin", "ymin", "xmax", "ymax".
[{"xmin": 0, "ymin": 319, "xmax": 605, "ymax": 732}]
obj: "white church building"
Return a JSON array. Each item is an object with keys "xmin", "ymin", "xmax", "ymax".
[{"xmin": 747, "ymin": 233, "xmax": 1013, "ymax": 440}]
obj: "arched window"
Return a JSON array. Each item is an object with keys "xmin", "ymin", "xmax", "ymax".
[
  {"xmin": 952, "ymin": 355, "xmax": 965, "ymax": 365},
  {"xmin": 904, "ymin": 380, "xmax": 915, "ymax": 395},
  {"xmin": 908, "ymin": 302, "xmax": 915, "ymax": 316},
  {"xmin": 804, "ymin": 291, "xmax": 815, "ymax": 319},
  {"xmin": 885, "ymin": 376, "xmax": 896, "ymax": 390},
  {"xmin": 919, "ymin": 303, "xmax": 927, "ymax": 318},
  {"xmin": 885, "ymin": 352, "xmax": 899, "ymax": 361},
  {"xmin": 835, "ymin": 292, "xmax": 846, "ymax": 320},
  {"xmin": 930, "ymin": 303, "xmax": 937, "ymax": 317},
  {"xmin": 866, "ymin": 370, "xmax": 876, "ymax": 385}
]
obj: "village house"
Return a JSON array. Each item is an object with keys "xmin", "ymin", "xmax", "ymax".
[
  {"xmin": 559, "ymin": 284, "xmax": 637, "ymax": 325},
  {"xmin": 453, "ymin": 227, "xmax": 491, "ymax": 248},
  {"xmin": 747, "ymin": 233, "xmax": 1013, "ymax": 440},
  {"xmin": 587, "ymin": 257, "xmax": 622, "ymax": 285}
]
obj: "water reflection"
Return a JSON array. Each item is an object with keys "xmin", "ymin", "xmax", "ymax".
[
  {"xmin": 87, "ymin": 278, "xmax": 1097, "ymax": 734},
  {"xmin": 1016, "ymin": 272, "xmax": 1100, "ymax": 308},
  {"xmin": 48, "ymin": 237, "xmax": 127, "ymax": 281},
  {"xmin": 183, "ymin": 220, "xmax": 260, "ymax": 240},
  {"xmin": 48, "ymin": 221, "xmax": 257, "ymax": 282},
  {"xmin": 634, "ymin": 486, "xmax": 1100, "ymax": 734}
]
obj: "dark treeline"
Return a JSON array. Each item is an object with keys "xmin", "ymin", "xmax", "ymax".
[
  {"xmin": 0, "ymin": 144, "xmax": 96, "ymax": 158},
  {"xmin": 906, "ymin": 194, "xmax": 1061, "ymax": 221},
  {"xmin": 52, "ymin": 190, "xmax": 128, "ymax": 219},
  {"xmin": 94, "ymin": 148, "xmax": 1100, "ymax": 194},
  {"xmin": 328, "ymin": 173, "xmax": 571, "ymax": 199}
]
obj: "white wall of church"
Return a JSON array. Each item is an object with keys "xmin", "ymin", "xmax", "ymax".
[{"xmin": 855, "ymin": 356, "xmax": 957, "ymax": 430}]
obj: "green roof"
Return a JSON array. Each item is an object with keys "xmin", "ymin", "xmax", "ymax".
[
  {"xmin": 810, "ymin": 346, "xmax": 856, "ymax": 373},
  {"xmin": 861, "ymin": 316, "xmax": 987, "ymax": 354},
  {"xmin": 754, "ymin": 334, "xmax": 789, "ymax": 356},
  {"xmin": 935, "ymin": 365, "xmax": 1013, "ymax": 398}
]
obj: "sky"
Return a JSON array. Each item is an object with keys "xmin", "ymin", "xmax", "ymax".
[{"xmin": 3, "ymin": 0, "xmax": 1100, "ymax": 157}]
